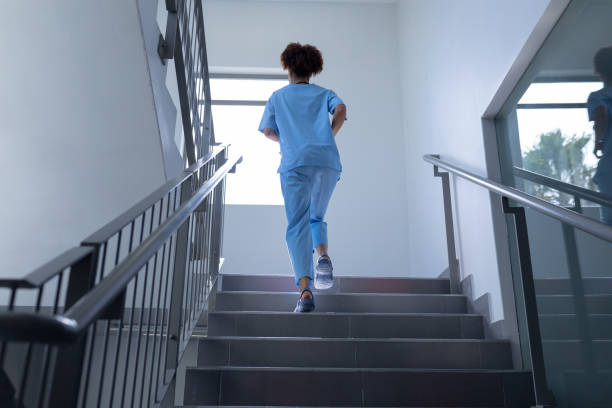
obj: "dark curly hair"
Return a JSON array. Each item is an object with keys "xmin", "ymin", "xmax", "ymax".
[
  {"xmin": 280, "ymin": 42, "xmax": 323, "ymax": 78},
  {"xmin": 594, "ymin": 46, "xmax": 612, "ymax": 83}
]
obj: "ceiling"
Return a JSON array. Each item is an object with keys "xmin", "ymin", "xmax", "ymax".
[{"xmin": 537, "ymin": 0, "xmax": 612, "ymax": 79}]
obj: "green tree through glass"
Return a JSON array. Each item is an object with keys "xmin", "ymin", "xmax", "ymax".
[{"xmin": 522, "ymin": 129, "xmax": 596, "ymax": 206}]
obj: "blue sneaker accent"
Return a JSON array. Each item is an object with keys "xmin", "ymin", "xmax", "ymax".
[
  {"xmin": 314, "ymin": 255, "xmax": 334, "ymax": 290},
  {"xmin": 294, "ymin": 288, "xmax": 315, "ymax": 313}
]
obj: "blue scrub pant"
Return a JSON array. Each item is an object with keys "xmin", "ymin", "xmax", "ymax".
[
  {"xmin": 595, "ymin": 172, "xmax": 612, "ymax": 225},
  {"xmin": 280, "ymin": 166, "xmax": 340, "ymax": 286}
]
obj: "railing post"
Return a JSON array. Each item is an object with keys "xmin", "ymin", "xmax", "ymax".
[
  {"xmin": 157, "ymin": 0, "xmax": 179, "ymax": 64},
  {"xmin": 47, "ymin": 250, "xmax": 98, "ymax": 408},
  {"xmin": 173, "ymin": 25, "xmax": 197, "ymax": 167},
  {"xmin": 210, "ymin": 149, "xmax": 227, "ymax": 281},
  {"xmin": 502, "ymin": 197, "xmax": 555, "ymax": 408},
  {"xmin": 562, "ymin": 196, "xmax": 597, "ymax": 382},
  {"xmin": 165, "ymin": 178, "xmax": 193, "ymax": 374},
  {"xmin": 432, "ymin": 155, "xmax": 461, "ymax": 294}
]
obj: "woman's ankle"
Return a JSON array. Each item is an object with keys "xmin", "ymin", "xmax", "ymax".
[{"xmin": 298, "ymin": 277, "xmax": 311, "ymax": 294}]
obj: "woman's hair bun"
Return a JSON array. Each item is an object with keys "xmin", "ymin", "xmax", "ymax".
[{"xmin": 281, "ymin": 42, "xmax": 323, "ymax": 78}]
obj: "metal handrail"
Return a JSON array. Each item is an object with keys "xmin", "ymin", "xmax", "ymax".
[
  {"xmin": 0, "ymin": 247, "xmax": 94, "ymax": 289},
  {"xmin": 0, "ymin": 152, "xmax": 241, "ymax": 344},
  {"xmin": 513, "ymin": 166, "xmax": 612, "ymax": 208},
  {"xmin": 424, "ymin": 155, "xmax": 612, "ymax": 243},
  {"xmin": 0, "ymin": 2, "xmax": 221, "ymax": 406}
]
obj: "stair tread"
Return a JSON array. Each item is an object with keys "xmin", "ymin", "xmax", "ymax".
[
  {"xmin": 222, "ymin": 273, "xmax": 450, "ymax": 280},
  {"xmin": 198, "ymin": 336, "xmax": 509, "ymax": 343},
  {"xmin": 209, "ymin": 310, "xmax": 480, "ymax": 316},
  {"xmin": 187, "ymin": 366, "xmax": 530, "ymax": 373},
  {"xmin": 218, "ymin": 291, "xmax": 465, "ymax": 297}
]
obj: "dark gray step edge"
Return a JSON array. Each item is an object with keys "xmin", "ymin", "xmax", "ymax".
[
  {"xmin": 220, "ymin": 274, "xmax": 451, "ymax": 294},
  {"xmin": 540, "ymin": 314, "xmax": 612, "ymax": 340},
  {"xmin": 537, "ymin": 294, "xmax": 612, "ymax": 314},
  {"xmin": 214, "ymin": 292, "xmax": 468, "ymax": 313},
  {"xmin": 207, "ymin": 312, "xmax": 484, "ymax": 339},
  {"xmin": 535, "ymin": 278, "xmax": 612, "ymax": 295},
  {"xmin": 195, "ymin": 337, "xmax": 512, "ymax": 369}
]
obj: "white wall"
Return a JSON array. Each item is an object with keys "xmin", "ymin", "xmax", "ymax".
[
  {"xmin": 396, "ymin": 0, "xmax": 550, "ymax": 324},
  {"xmin": 0, "ymin": 1, "xmax": 166, "ymax": 277},
  {"xmin": 203, "ymin": 0, "xmax": 412, "ymax": 278}
]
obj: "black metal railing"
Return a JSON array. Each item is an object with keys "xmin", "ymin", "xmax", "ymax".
[
  {"xmin": 424, "ymin": 154, "xmax": 612, "ymax": 408},
  {"xmin": 0, "ymin": 1, "xmax": 225, "ymax": 406},
  {"xmin": 159, "ymin": 0, "xmax": 214, "ymax": 166},
  {"xmin": 512, "ymin": 165, "xmax": 612, "ymax": 394},
  {"xmin": 0, "ymin": 145, "xmax": 239, "ymax": 408}
]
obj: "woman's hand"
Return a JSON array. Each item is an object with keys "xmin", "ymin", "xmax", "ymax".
[
  {"xmin": 331, "ymin": 104, "xmax": 347, "ymax": 137},
  {"xmin": 593, "ymin": 105, "xmax": 608, "ymax": 158},
  {"xmin": 263, "ymin": 128, "xmax": 279, "ymax": 142}
]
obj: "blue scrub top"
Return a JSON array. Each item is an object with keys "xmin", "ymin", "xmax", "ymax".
[
  {"xmin": 587, "ymin": 86, "xmax": 612, "ymax": 180},
  {"xmin": 258, "ymin": 83, "xmax": 345, "ymax": 174}
]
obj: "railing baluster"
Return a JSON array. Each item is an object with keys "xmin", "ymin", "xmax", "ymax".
[
  {"xmin": 39, "ymin": 272, "xmax": 64, "ymax": 408},
  {"xmin": 96, "ymin": 235, "xmax": 118, "ymax": 408},
  {"xmin": 0, "ymin": 288, "xmax": 17, "ymax": 366},
  {"xmin": 109, "ymin": 221, "xmax": 135, "ymax": 406},
  {"xmin": 48, "ymin": 251, "xmax": 98, "ymax": 408},
  {"xmin": 120, "ymin": 274, "xmax": 139, "ymax": 408},
  {"xmin": 166, "ymin": 180, "xmax": 193, "ymax": 373},
  {"xmin": 0, "ymin": 145, "xmax": 237, "ymax": 408},
  {"xmin": 18, "ymin": 287, "xmax": 43, "ymax": 405},
  {"xmin": 150, "ymin": 238, "xmax": 169, "ymax": 404},
  {"xmin": 139, "ymin": 250, "xmax": 160, "ymax": 407}
]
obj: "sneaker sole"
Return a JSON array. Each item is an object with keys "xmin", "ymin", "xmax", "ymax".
[
  {"xmin": 294, "ymin": 304, "xmax": 315, "ymax": 313},
  {"xmin": 314, "ymin": 273, "xmax": 334, "ymax": 290}
]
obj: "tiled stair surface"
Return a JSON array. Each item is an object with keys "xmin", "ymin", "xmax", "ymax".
[{"xmin": 182, "ymin": 274, "xmax": 535, "ymax": 407}]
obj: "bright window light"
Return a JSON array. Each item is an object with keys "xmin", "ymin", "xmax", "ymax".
[
  {"xmin": 210, "ymin": 78, "xmax": 288, "ymax": 101},
  {"xmin": 518, "ymin": 82, "xmax": 602, "ymax": 104},
  {"xmin": 211, "ymin": 77, "xmax": 289, "ymax": 205}
]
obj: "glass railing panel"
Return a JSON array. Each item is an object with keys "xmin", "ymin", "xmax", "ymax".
[
  {"xmin": 525, "ymin": 208, "xmax": 612, "ymax": 407},
  {"xmin": 494, "ymin": 0, "xmax": 612, "ymax": 227}
]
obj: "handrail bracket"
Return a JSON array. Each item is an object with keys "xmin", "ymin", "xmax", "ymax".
[{"xmin": 432, "ymin": 155, "xmax": 461, "ymax": 294}]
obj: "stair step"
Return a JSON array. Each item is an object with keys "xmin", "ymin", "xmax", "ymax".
[
  {"xmin": 556, "ymin": 370, "xmax": 612, "ymax": 406},
  {"xmin": 535, "ymin": 277, "xmax": 612, "ymax": 295},
  {"xmin": 220, "ymin": 274, "xmax": 450, "ymax": 294},
  {"xmin": 540, "ymin": 314, "xmax": 612, "ymax": 340},
  {"xmin": 537, "ymin": 294, "xmax": 612, "ymax": 314},
  {"xmin": 543, "ymin": 340, "xmax": 612, "ymax": 369},
  {"xmin": 214, "ymin": 292, "xmax": 467, "ymax": 313},
  {"xmin": 196, "ymin": 337, "xmax": 512, "ymax": 369},
  {"xmin": 207, "ymin": 311, "xmax": 484, "ymax": 339},
  {"xmin": 183, "ymin": 367, "xmax": 535, "ymax": 407}
]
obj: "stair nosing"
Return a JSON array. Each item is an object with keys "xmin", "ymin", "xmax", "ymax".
[
  {"xmin": 208, "ymin": 310, "xmax": 481, "ymax": 317},
  {"xmin": 197, "ymin": 336, "xmax": 509, "ymax": 344},
  {"xmin": 221, "ymin": 274, "xmax": 450, "ymax": 281},
  {"xmin": 217, "ymin": 291, "xmax": 465, "ymax": 297},
  {"xmin": 186, "ymin": 365, "xmax": 531, "ymax": 373}
]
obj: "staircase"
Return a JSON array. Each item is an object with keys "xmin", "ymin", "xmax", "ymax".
[{"xmin": 179, "ymin": 274, "xmax": 535, "ymax": 407}]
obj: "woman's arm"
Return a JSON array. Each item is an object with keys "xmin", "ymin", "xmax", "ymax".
[
  {"xmin": 593, "ymin": 105, "xmax": 608, "ymax": 157},
  {"xmin": 331, "ymin": 104, "xmax": 347, "ymax": 137},
  {"xmin": 263, "ymin": 128, "xmax": 279, "ymax": 142}
]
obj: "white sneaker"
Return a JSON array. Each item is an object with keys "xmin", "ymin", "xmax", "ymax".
[{"xmin": 314, "ymin": 255, "xmax": 334, "ymax": 290}]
